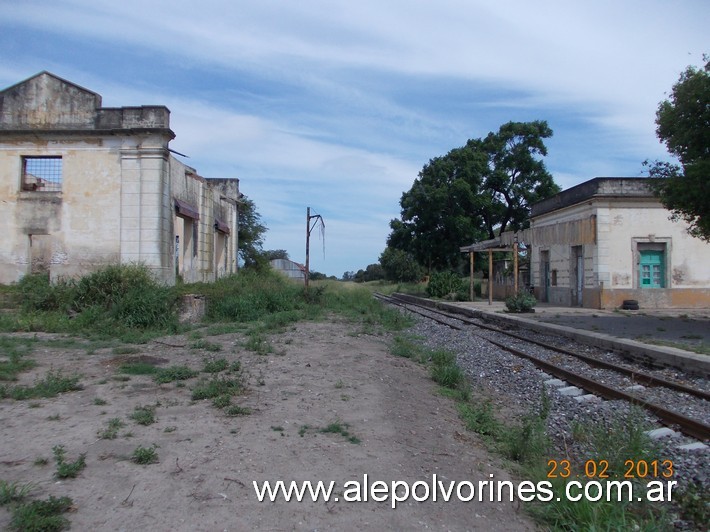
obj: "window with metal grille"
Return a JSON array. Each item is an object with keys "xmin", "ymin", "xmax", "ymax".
[{"xmin": 22, "ymin": 157, "xmax": 62, "ymax": 192}]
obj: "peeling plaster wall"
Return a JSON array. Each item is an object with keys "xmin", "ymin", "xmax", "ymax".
[
  {"xmin": 0, "ymin": 72, "xmax": 239, "ymax": 286},
  {"xmin": 169, "ymin": 159, "xmax": 239, "ymax": 283},
  {"xmin": 0, "ymin": 139, "xmax": 123, "ymax": 283},
  {"xmin": 528, "ymin": 182, "xmax": 710, "ymax": 308}
]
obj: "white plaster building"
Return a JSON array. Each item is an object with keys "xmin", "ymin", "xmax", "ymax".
[
  {"xmin": 462, "ymin": 177, "xmax": 710, "ymax": 309},
  {"xmin": 0, "ymin": 72, "xmax": 239, "ymax": 285}
]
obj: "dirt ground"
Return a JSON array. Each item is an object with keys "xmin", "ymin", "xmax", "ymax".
[{"xmin": 0, "ymin": 317, "xmax": 535, "ymax": 531}]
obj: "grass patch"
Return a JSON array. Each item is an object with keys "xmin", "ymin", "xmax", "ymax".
[
  {"xmin": 52, "ymin": 445, "xmax": 86, "ymax": 479},
  {"xmin": 202, "ymin": 323, "xmax": 247, "ymax": 336},
  {"xmin": 112, "ymin": 346, "xmax": 141, "ymax": 355},
  {"xmin": 153, "ymin": 365, "xmax": 198, "ymax": 384},
  {"xmin": 131, "ymin": 444, "xmax": 159, "ymax": 465},
  {"xmin": 202, "ymin": 358, "xmax": 229, "ymax": 373},
  {"xmin": 0, "ymin": 480, "xmax": 34, "ymax": 505},
  {"xmin": 0, "ymin": 371, "xmax": 82, "ymax": 400},
  {"xmin": 429, "ymin": 349, "xmax": 464, "ymax": 389},
  {"xmin": 458, "ymin": 401, "xmax": 500, "ymax": 437},
  {"xmin": 243, "ymin": 333, "xmax": 273, "ymax": 355},
  {"xmin": 191, "ymin": 376, "xmax": 243, "ymax": 401},
  {"xmin": 225, "ymin": 405, "xmax": 251, "ymax": 416},
  {"xmin": 97, "ymin": 418, "xmax": 125, "ymax": 440},
  {"xmin": 319, "ymin": 421, "xmax": 361, "ymax": 444},
  {"xmin": 389, "ymin": 335, "xmax": 429, "ymax": 363},
  {"xmin": 190, "ymin": 339, "xmax": 222, "ymax": 352},
  {"xmin": 211, "ymin": 394, "xmax": 231, "ymax": 408},
  {"xmin": 130, "ymin": 404, "xmax": 156, "ymax": 425},
  {"xmin": 0, "ymin": 337, "xmax": 37, "ymax": 381},
  {"xmin": 10, "ymin": 495, "xmax": 73, "ymax": 532},
  {"xmin": 119, "ymin": 362, "xmax": 158, "ymax": 375},
  {"xmin": 295, "ymin": 420, "xmax": 361, "ymax": 444}
]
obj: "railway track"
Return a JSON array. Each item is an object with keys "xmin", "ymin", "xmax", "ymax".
[{"xmin": 376, "ymin": 293, "xmax": 710, "ymax": 442}]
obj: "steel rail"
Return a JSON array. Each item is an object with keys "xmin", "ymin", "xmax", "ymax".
[
  {"xmin": 385, "ymin": 293, "xmax": 710, "ymax": 402},
  {"xmin": 376, "ymin": 293, "xmax": 710, "ymax": 441}
]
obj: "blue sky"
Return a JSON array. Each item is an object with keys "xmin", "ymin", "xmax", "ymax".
[{"xmin": 1, "ymin": 1, "xmax": 707, "ymax": 277}]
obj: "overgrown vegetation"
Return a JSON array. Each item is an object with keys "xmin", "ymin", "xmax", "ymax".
[
  {"xmin": 0, "ymin": 265, "xmax": 179, "ymax": 338},
  {"xmin": 426, "ymin": 271, "xmax": 466, "ymax": 300},
  {"xmin": 0, "ymin": 265, "xmax": 414, "ymax": 347}
]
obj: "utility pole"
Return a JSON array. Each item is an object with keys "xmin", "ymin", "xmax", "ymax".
[{"xmin": 305, "ymin": 207, "xmax": 324, "ymax": 290}]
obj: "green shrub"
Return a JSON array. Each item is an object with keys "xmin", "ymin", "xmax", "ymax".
[
  {"xmin": 426, "ymin": 272, "xmax": 465, "ymax": 299},
  {"xmin": 16, "ymin": 274, "xmax": 74, "ymax": 312},
  {"xmin": 504, "ymin": 291, "xmax": 537, "ymax": 313},
  {"xmin": 73, "ymin": 264, "xmax": 178, "ymax": 329}
]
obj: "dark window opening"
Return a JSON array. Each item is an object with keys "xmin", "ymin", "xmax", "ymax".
[{"xmin": 22, "ymin": 157, "xmax": 62, "ymax": 192}]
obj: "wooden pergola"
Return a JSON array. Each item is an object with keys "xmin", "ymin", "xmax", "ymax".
[{"xmin": 460, "ymin": 238, "xmax": 519, "ymax": 305}]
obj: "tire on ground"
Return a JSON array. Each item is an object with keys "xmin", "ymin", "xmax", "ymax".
[{"xmin": 621, "ymin": 299, "xmax": 639, "ymax": 310}]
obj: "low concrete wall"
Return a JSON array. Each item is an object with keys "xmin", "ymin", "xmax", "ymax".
[{"xmin": 600, "ymin": 288, "xmax": 710, "ymax": 310}]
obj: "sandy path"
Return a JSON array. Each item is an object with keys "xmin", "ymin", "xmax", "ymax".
[{"xmin": 0, "ymin": 318, "xmax": 534, "ymax": 531}]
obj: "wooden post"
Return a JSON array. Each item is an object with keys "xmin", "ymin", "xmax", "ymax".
[
  {"xmin": 469, "ymin": 251, "xmax": 474, "ymax": 301},
  {"xmin": 488, "ymin": 249, "xmax": 493, "ymax": 305},
  {"xmin": 513, "ymin": 240, "xmax": 519, "ymax": 294}
]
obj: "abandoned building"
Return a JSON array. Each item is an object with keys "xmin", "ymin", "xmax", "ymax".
[
  {"xmin": 461, "ymin": 177, "xmax": 710, "ymax": 309},
  {"xmin": 0, "ymin": 71, "xmax": 240, "ymax": 285}
]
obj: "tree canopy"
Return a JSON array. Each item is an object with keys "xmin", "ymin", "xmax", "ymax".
[
  {"xmin": 646, "ymin": 57, "xmax": 710, "ymax": 241},
  {"xmin": 238, "ymin": 196, "xmax": 268, "ymax": 269},
  {"xmin": 388, "ymin": 121, "xmax": 560, "ymax": 271},
  {"xmin": 379, "ymin": 247, "xmax": 423, "ymax": 283}
]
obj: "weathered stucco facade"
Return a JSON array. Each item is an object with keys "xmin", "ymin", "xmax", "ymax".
[
  {"xmin": 526, "ymin": 178, "xmax": 710, "ymax": 309},
  {"xmin": 0, "ymin": 72, "xmax": 239, "ymax": 285},
  {"xmin": 462, "ymin": 178, "xmax": 710, "ymax": 309}
]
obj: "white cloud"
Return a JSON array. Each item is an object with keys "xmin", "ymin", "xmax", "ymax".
[{"xmin": 1, "ymin": 0, "xmax": 706, "ymax": 275}]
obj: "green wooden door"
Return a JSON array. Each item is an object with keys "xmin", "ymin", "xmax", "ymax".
[{"xmin": 639, "ymin": 250, "xmax": 664, "ymax": 288}]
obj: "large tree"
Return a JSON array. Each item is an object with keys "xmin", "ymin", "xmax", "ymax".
[
  {"xmin": 646, "ymin": 57, "xmax": 710, "ymax": 241},
  {"xmin": 379, "ymin": 246, "xmax": 423, "ymax": 283},
  {"xmin": 388, "ymin": 121, "xmax": 559, "ymax": 271},
  {"xmin": 238, "ymin": 196, "xmax": 268, "ymax": 269}
]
